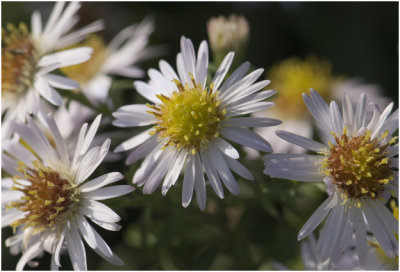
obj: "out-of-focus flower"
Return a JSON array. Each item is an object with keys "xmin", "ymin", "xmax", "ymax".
[
  {"xmin": 61, "ymin": 18, "xmax": 155, "ymax": 106},
  {"xmin": 2, "ymin": 114, "xmax": 133, "ymax": 270},
  {"xmin": 1, "ymin": 2, "xmax": 103, "ymax": 139},
  {"xmin": 113, "ymin": 36, "xmax": 280, "ymax": 210},
  {"xmin": 207, "ymin": 14, "xmax": 249, "ymax": 67},
  {"xmin": 250, "ymin": 57, "xmax": 392, "ymax": 156},
  {"xmin": 264, "ymin": 90, "xmax": 398, "ymax": 264}
]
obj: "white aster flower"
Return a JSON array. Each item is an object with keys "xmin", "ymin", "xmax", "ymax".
[
  {"xmin": 2, "ymin": 2, "xmax": 103, "ymax": 138},
  {"xmin": 2, "ymin": 114, "xmax": 133, "ymax": 270},
  {"xmin": 249, "ymin": 57, "xmax": 392, "ymax": 157},
  {"xmin": 264, "ymin": 90, "xmax": 398, "ymax": 264},
  {"xmin": 113, "ymin": 36, "xmax": 280, "ymax": 210},
  {"xmin": 61, "ymin": 18, "xmax": 155, "ymax": 106}
]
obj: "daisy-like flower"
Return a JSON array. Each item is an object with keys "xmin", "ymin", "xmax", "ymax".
[
  {"xmin": 264, "ymin": 90, "xmax": 398, "ymax": 264},
  {"xmin": 113, "ymin": 36, "xmax": 280, "ymax": 210},
  {"xmin": 250, "ymin": 57, "xmax": 391, "ymax": 156},
  {"xmin": 2, "ymin": 2, "xmax": 103, "ymax": 138},
  {"xmin": 60, "ymin": 18, "xmax": 155, "ymax": 106},
  {"xmin": 2, "ymin": 114, "xmax": 134, "ymax": 270}
]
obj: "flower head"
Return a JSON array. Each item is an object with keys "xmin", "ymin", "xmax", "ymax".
[
  {"xmin": 60, "ymin": 18, "xmax": 155, "ymax": 105},
  {"xmin": 113, "ymin": 36, "xmax": 280, "ymax": 210},
  {"xmin": 207, "ymin": 14, "xmax": 249, "ymax": 66},
  {"xmin": 2, "ymin": 2, "xmax": 103, "ymax": 138},
  {"xmin": 264, "ymin": 90, "xmax": 398, "ymax": 264},
  {"xmin": 2, "ymin": 114, "xmax": 133, "ymax": 270}
]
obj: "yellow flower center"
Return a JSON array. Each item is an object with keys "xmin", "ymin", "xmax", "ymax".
[
  {"xmin": 7, "ymin": 160, "xmax": 78, "ymax": 234},
  {"xmin": 322, "ymin": 128, "xmax": 396, "ymax": 203},
  {"xmin": 147, "ymin": 75, "xmax": 226, "ymax": 154},
  {"xmin": 2, "ymin": 23, "xmax": 39, "ymax": 95},
  {"xmin": 60, "ymin": 34, "xmax": 108, "ymax": 85},
  {"xmin": 267, "ymin": 56, "xmax": 336, "ymax": 118}
]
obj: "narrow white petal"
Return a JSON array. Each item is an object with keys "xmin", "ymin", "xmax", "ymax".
[
  {"xmin": 89, "ymin": 218, "xmax": 122, "ymax": 231},
  {"xmin": 264, "ymin": 153, "xmax": 325, "ymax": 182},
  {"xmin": 350, "ymin": 207, "xmax": 367, "ymax": 265},
  {"xmin": 162, "ymin": 151, "xmax": 187, "ymax": 195},
  {"xmin": 214, "ymin": 138, "xmax": 239, "ymax": 159},
  {"xmin": 132, "ymin": 143, "xmax": 164, "ymax": 186},
  {"xmin": 182, "ymin": 156, "xmax": 195, "ymax": 207},
  {"xmin": 143, "ymin": 150, "xmax": 175, "ymax": 194},
  {"xmin": 77, "ymin": 214, "xmax": 97, "ymax": 248},
  {"xmin": 83, "ymin": 185, "xmax": 134, "ymax": 200},
  {"xmin": 125, "ymin": 135, "xmax": 158, "ymax": 165},
  {"xmin": 79, "ymin": 199, "xmax": 121, "ymax": 223},
  {"xmin": 114, "ymin": 128, "xmax": 153, "ymax": 153},
  {"xmin": 342, "ymin": 94, "xmax": 354, "ymax": 131},
  {"xmin": 297, "ymin": 195, "xmax": 335, "ymax": 240},
  {"xmin": 16, "ymin": 238, "xmax": 43, "ymax": 271},
  {"xmin": 80, "ymin": 114, "xmax": 102, "ymax": 157},
  {"xmin": 354, "ymin": 93, "xmax": 366, "ymax": 130},
  {"xmin": 275, "ymin": 130, "xmax": 326, "ymax": 152},
  {"xmin": 38, "ymin": 47, "xmax": 93, "ymax": 68},
  {"xmin": 209, "ymin": 146, "xmax": 240, "ymax": 195},
  {"xmin": 45, "ymin": 114, "xmax": 69, "ymax": 164},
  {"xmin": 225, "ymin": 117, "xmax": 281, "ymax": 128},
  {"xmin": 80, "ymin": 172, "xmax": 124, "ymax": 192},
  {"xmin": 200, "ymin": 150, "xmax": 224, "ymax": 199},
  {"xmin": 302, "ymin": 90, "xmax": 332, "ymax": 136},
  {"xmin": 31, "ymin": 11, "xmax": 42, "ymax": 37},
  {"xmin": 329, "ymin": 101, "xmax": 344, "ymax": 134},
  {"xmin": 2, "ymin": 210, "xmax": 26, "ymax": 228},
  {"xmin": 221, "ymin": 127, "xmax": 272, "ymax": 152},
  {"xmin": 211, "ymin": 52, "xmax": 234, "ymax": 90},
  {"xmin": 66, "ymin": 227, "xmax": 87, "ymax": 270},
  {"xmin": 159, "ymin": 60, "xmax": 179, "ymax": 80},
  {"xmin": 226, "ymin": 101, "xmax": 274, "ymax": 117},
  {"xmin": 224, "ymin": 155, "xmax": 254, "ymax": 180},
  {"xmin": 45, "ymin": 74, "xmax": 79, "ymax": 90},
  {"xmin": 54, "ymin": 228, "xmax": 65, "ymax": 267},
  {"xmin": 34, "ymin": 76, "xmax": 63, "ymax": 106},
  {"xmin": 194, "ymin": 154, "xmax": 206, "ymax": 210},
  {"xmin": 219, "ymin": 61, "xmax": 251, "ymax": 93},
  {"xmin": 176, "ymin": 53, "xmax": 190, "ymax": 85},
  {"xmin": 180, "ymin": 36, "xmax": 196, "ymax": 79},
  {"xmin": 112, "ymin": 105, "xmax": 155, "ymax": 127},
  {"xmin": 134, "ymin": 81, "xmax": 160, "ymax": 104},
  {"xmin": 196, "ymin": 40, "xmax": 209, "ymax": 87}
]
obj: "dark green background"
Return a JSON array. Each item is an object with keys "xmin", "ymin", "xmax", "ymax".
[{"xmin": 2, "ymin": 1, "xmax": 398, "ymax": 270}]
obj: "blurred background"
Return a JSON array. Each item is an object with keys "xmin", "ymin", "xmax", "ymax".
[{"xmin": 2, "ymin": 1, "xmax": 398, "ymax": 270}]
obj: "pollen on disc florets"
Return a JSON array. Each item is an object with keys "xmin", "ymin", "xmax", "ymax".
[
  {"xmin": 2, "ymin": 22, "xmax": 39, "ymax": 95},
  {"xmin": 322, "ymin": 127, "xmax": 396, "ymax": 203},
  {"xmin": 147, "ymin": 74, "xmax": 226, "ymax": 154},
  {"xmin": 7, "ymin": 160, "xmax": 79, "ymax": 234},
  {"xmin": 60, "ymin": 34, "xmax": 108, "ymax": 85}
]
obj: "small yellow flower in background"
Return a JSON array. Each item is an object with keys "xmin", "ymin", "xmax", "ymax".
[{"xmin": 207, "ymin": 14, "xmax": 249, "ymax": 68}]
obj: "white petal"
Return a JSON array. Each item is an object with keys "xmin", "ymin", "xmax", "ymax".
[
  {"xmin": 54, "ymin": 228, "xmax": 65, "ymax": 267},
  {"xmin": 89, "ymin": 218, "xmax": 121, "ymax": 231},
  {"xmin": 83, "ymin": 185, "xmax": 134, "ymax": 200},
  {"xmin": 209, "ymin": 145, "xmax": 240, "ymax": 195},
  {"xmin": 176, "ymin": 53, "xmax": 190, "ymax": 85},
  {"xmin": 275, "ymin": 130, "xmax": 326, "ymax": 152},
  {"xmin": 225, "ymin": 117, "xmax": 281, "ymax": 128},
  {"xmin": 80, "ymin": 172, "xmax": 124, "ymax": 192},
  {"xmin": 134, "ymin": 81, "xmax": 160, "ymax": 104},
  {"xmin": 114, "ymin": 128, "xmax": 153, "ymax": 152},
  {"xmin": 214, "ymin": 138, "xmax": 239, "ymax": 159},
  {"xmin": 142, "ymin": 150, "xmax": 175, "ymax": 194},
  {"xmin": 221, "ymin": 127, "xmax": 272, "ymax": 152},
  {"xmin": 31, "ymin": 11, "xmax": 42, "ymax": 37},
  {"xmin": 66, "ymin": 227, "xmax": 87, "ymax": 270},
  {"xmin": 297, "ymin": 195, "xmax": 336, "ymax": 240},
  {"xmin": 182, "ymin": 155, "xmax": 195, "ymax": 208},
  {"xmin": 112, "ymin": 104, "xmax": 155, "ymax": 127},
  {"xmin": 350, "ymin": 207, "xmax": 367, "ymax": 265},
  {"xmin": 180, "ymin": 36, "xmax": 196, "ymax": 79},
  {"xmin": 45, "ymin": 114, "xmax": 69, "ymax": 164},
  {"xmin": 342, "ymin": 94, "xmax": 354, "ymax": 132},
  {"xmin": 162, "ymin": 151, "xmax": 187, "ymax": 195},
  {"xmin": 16, "ymin": 238, "xmax": 43, "ymax": 271},
  {"xmin": 80, "ymin": 114, "xmax": 102, "ymax": 157},
  {"xmin": 302, "ymin": 89, "xmax": 332, "ymax": 136},
  {"xmin": 125, "ymin": 135, "xmax": 158, "ymax": 165},
  {"xmin": 132, "ymin": 143, "xmax": 164, "ymax": 186},
  {"xmin": 45, "ymin": 74, "xmax": 79, "ymax": 90},
  {"xmin": 224, "ymin": 155, "xmax": 254, "ymax": 180},
  {"xmin": 264, "ymin": 154, "xmax": 325, "ymax": 182},
  {"xmin": 34, "ymin": 76, "xmax": 63, "ymax": 106},
  {"xmin": 2, "ymin": 209, "xmax": 26, "ymax": 228},
  {"xmin": 196, "ymin": 40, "xmax": 209, "ymax": 87},
  {"xmin": 159, "ymin": 60, "xmax": 179, "ymax": 80},
  {"xmin": 194, "ymin": 154, "xmax": 206, "ymax": 210},
  {"xmin": 354, "ymin": 93, "xmax": 366, "ymax": 130},
  {"xmin": 200, "ymin": 150, "xmax": 224, "ymax": 199},
  {"xmin": 211, "ymin": 52, "xmax": 234, "ymax": 90},
  {"xmin": 38, "ymin": 47, "xmax": 93, "ymax": 68},
  {"xmin": 77, "ymin": 214, "xmax": 97, "ymax": 248},
  {"xmin": 219, "ymin": 61, "xmax": 250, "ymax": 93},
  {"xmin": 226, "ymin": 101, "xmax": 274, "ymax": 116},
  {"xmin": 80, "ymin": 199, "xmax": 121, "ymax": 223},
  {"xmin": 329, "ymin": 101, "xmax": 344, "ymax": 134}
]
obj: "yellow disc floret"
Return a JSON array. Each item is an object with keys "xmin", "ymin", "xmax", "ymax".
[
  {"xmin": 7, "ymin": 160, "xmax": 79, "ymax": 234},
  {"xmin": 2, "ymin": 22, "xmax": 39, "ymax": 95},
  {"xmin": 60, "ymin": 34, "xmax": 108, "ymax": 85},
  {"xmin": 147, "ymin": 74, "xmax": 226, "ymax": 154},
  {"xmin": 268, "ymin": 56, "xmax": 336, "ymax": 118},
  {"xmin": 321, "ymin": 128, "xmax": 396, "ymax": 202}
]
